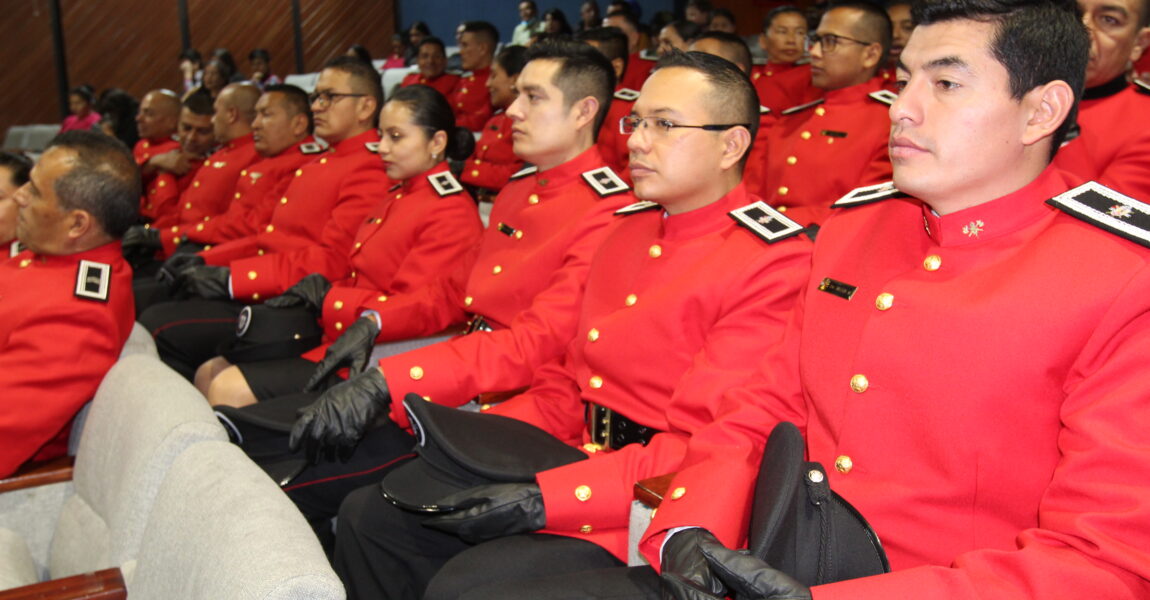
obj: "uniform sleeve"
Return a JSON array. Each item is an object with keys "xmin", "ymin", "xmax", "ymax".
[
  {"xmin": 198, "ymin": 236, "xmax": 259, "ymax": 266},
  {"xmin": 486, "ymin": 357, "xmax": 587, "ymax": 446},
  {"xmin": 1094, "ymin": 132, "xmax": 1150, "ymax": 200},
  {"xmin": 352, "ymin": 250, "xmax": 477, "ymax": 341},
  {"xmin": 536, "ymin": 241, "xmax": 811, "ymax": 541},
  {"xmin": 191, "ymin": 166, "xmax": 297, "ymax": 246},
  {"xmin": 0, "ymin": 303, "xmax": 122, "ymax": 476}
]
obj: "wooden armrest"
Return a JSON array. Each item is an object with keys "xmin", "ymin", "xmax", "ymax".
[
  {"xmin": 0, "ymin": 568, "xmax": 125, "ymax": 600},
  {"xmin": 0, "ymin": 456, "xmax": 75, "ymax": 493},
  {"xmin": 634, "ymin": 472, "xmax": 677, "ymax": 509}
]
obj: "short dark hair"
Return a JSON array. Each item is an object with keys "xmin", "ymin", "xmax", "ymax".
[
  {"xmin": 206, "ymin": 58, "xmax": 235, "ymax": 84},
  {"xmin": 829, "ymin": 1, "xmax": 894, "ymax": 72},
  {"xmin": 576, "ymin": 26, "xmax": 631, "ymax": 72},
  {"xmin": 604, "ymin": 9, "xmax": 640, "ymax": 34},
  {"xmin": 665, "ymin": 20, "xmax": 704, "ymax": 44},
  {"xmin": 654, "ymin": 50, "xmax": 759, "ymax": 171},
  {"xmin": 418, "ymin": 36, "xmax": 448, "ymax": 55},
  {"xmin": 47, "ymin": 131, "xmax": 140, "ymax": 238},
  {"xmin": 264, "ymin": 84, "xmax": 314, "ymax": 134},
  {"xmin": 389, "ymin": 85, "xmax": 476, "ymax": 161},
  {"xmin": 461, "ymin": 21, "xmax": 500, "ymax": 49},
  {"xmin": 70, "ymin": 85, "xmax": 95, "ymax": 105},
  {"xmin": 913, "ymin": 0, "xmax": 1089, "ymax": 157},
  {"xmin": 693, "ymin": 31, "xmax": 753, "ymax": 73},
  {"xmin": 710, "ymin": 8, "xmax": 737, "ymax": 27},
  {"xmin": 249, "ymin": 48, "xmax": 271, "ymax": 62},
  {"xmin": 764, "ymin": 5, "xmax": 807, "ymax": 30},
  {"xmin": 182, "ymin": 88, "xmax": 214, "ymax": 116},
  {"xmin": 322, "ymin": 55, "xmax": 384, "ymax": 126},
  {"xmin": 179, "ymin": 48, "xmax": 202, "ymax": 65},
  {"xmin": 495, "ymin": 45, "xmax": 530, "ymax": 77},
  {"xmin": 526, "ymin": 39, "xmax": 617, "ymax": 138},
  {"xmin": 0, "ymin": 152, "xmax": 32, "ymax": 187}
]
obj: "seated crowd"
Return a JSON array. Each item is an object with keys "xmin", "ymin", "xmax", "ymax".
[{"xmin": 5, "ymin": 0, "xmax": 1150, "ymax": 598}]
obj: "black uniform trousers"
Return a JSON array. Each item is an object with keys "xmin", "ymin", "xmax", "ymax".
[{"xmin": 138, "ymin": 299, "xmax": 243, "ymax": 379}]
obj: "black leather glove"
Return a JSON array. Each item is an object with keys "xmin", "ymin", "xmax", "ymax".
[
  {"xmin": 264, "ymin": 273, "xmax": 332, "ymax": 312},
  {"xmin": 175, "ymin": 265, "xmax": 231, "ymax": 299},
  {"xmin": 662, "ymin": 529, "xmax": 811, "ymax": 600},
  {"xmin": 157, "ymin": 252, "xmax": 204, "ymax": 287},
  {"xmin": 423, "ymin": 483, "xmax": 546, "ymax": 544},
  {"xmin": 289, "ymin": 367, "xmax": 391, "ymax": 458},
  {"xmin": 121, "ymin": 225, "xmax": 162, "ymax": 255},
  {"xmin": 304, "ymin": 315, "xmax": 380, "ymax": 391}
]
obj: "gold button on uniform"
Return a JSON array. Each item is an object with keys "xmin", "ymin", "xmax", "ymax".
[
  {"xmin": 670, "ymin": 487, "xmax": 686, "ymax": 500},
  {"xmin": 410, "ymin": 366, "xmax": 425, "ymax": 380},
  {"xmin": 778, "ymin": 186, "xmax": 789, "ymax": 195},
  {"xmin": 850, "ymin": 374, "xmax": 869, "ymax": 393},
  {"xmin": 464, "ymin": 296, "xmax": 473, "ymax": 306},
  {"xmin": 240, "ymin": 170, "xmax": 247, "ymax": 176},
  {"xmin": 247, "ymin": 270, "xmax": 258, "ymax": 280},
  {"xmin": 625, "ymin": 294, "xmax": 638, "ymax": 306},
  {"xmin": 159, "ymin": 180, "xmax": 167, "ymax": 187},
  {"xmin": 514, "ymin": 230, "xmax": 523, "ymax": 239},
  {"xmin": 800, "ymin": 130, "xmax": 812, "ymax": 140},
  {"xmin": 265, "ymin": 224, "xmax": 274, "ymax": 232},
  {"xmin": 580, "ymin": 525, "xmax": 593, "ymax": 534},
  {"xmin": 377, "ymin": 295, "xmax": 388, "ymax": 302},
  {"xmin": 295, "ymin": 169, "xmax": 303, "ymax": 176},
  {"xmin": 786, "ymin": 156, "xmax": 797, "ymax": 165},
  {"xmin": 835, "ymin": 455, "xmax": 853, "ymax": 473},
  {"xmin": 19, "ymin": 259, "xmax": 30, "ymax": 268},
  {"xmin": 583, "ymin": 443, "xmax": 602, "ymax": 453},
  {"xmin": 320, "ymin": 158, "xmax": 328, "ymax": 164},
  {"xmin": 574, "ymin": 485, "xmax": 592, "ymax": 502},
  {"xmin": 648, "ymin": 244, "xmax": 662, "ymax": 258},
  {"xmin": 471, "ymin": 170, "xmax": 479, "ymax": 177},
  {"xmin": 815, "ymin": 107, "xmax": 826, "ymax": 116},
  {"xmin": 924, "ymin": 254, "xmax": 942, "ymax": 271},
  {"xmin": 587, "ymin": 328, "xmax": 599, "ymax": 342},
  {"xmin": 195, "ymin": 223, "xmax": 204, "ymax": 231},
  {"xmin": 528, "ymin": 194, "xmax": 540, "ymax": 204},
  {"xmin": 333, "ymin": 300, "xmax": 344, "ymax": 310},
  {"xmin": 234, "ymin": 192, "xmax": 241, "ymax": 199},
  {"xmin": 875, "ymin": 293, "xmax": 894, "ymax": 311},
  {"xmin": 354, "ymin": 242, "xmax": 362, "ymax": 249},
  {"xmin": 252, "ymin": 293, "xmax": 260, "ymax": 301},
  {"xmin": 280, "ymin": 196, "xmax": 288, "ymax": 204},
  {"xmin": 185, "ymin": 202, "xmax": 192, "ymax": 209},
  {"xmin": 492, "ymin": 265, "xmax": 502, "ymax": 274},
  {"xmin": 335, "ymin": 322, "xmax": 343, "ymax": 331},
  {"xmin": 589, "ymin": 375, "xmax": 603, "ymax": 389}
]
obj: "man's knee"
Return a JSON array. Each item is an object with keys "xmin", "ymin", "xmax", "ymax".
[{"xmin": 206, "ymin": 365, "xmax": 257, "ymax": 408}]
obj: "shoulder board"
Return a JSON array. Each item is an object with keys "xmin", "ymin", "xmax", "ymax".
[
  {"xmin": 8, "ymin": 240, "xmax": 22, "ymax": 258},
  {"xmin": 75, "ymin": 260, "xmax": 111, "ymax": 302},
  {"xmin": 388, "ymin": 183, "xmax": 402, "ymax": 193},
  {"xmin": 614, "ymin": 88, "xmax": 640, "ymax": 102},
  {"xmin": 1060, "ymin": 122, "xmax": 1081, "ymax": 147},
  {"xmin": 832, "ymin": 181, "xmax": 906, "ymax": 209},
  {"xmin": 638, "ymin": 49, "xmax": 659, "ymax": 62},
  {"xmin": 365, "ymin": 141, "xmax": 380, "ymax": 153},
  {"xmin": 300, "ymin": 142, "xmax": 324, "ymax": 154},
  {"xmin": 869, "ymin": 90, "xmax": 898, "ymax": 106},
  {"xmin": 582, "ymin": 166, "xmax": 631, "ymax": 197},
  {"xmin": 510, "ymin": 165, "xmax": 538, "ymax": 180},
  {"xmin": 1134, "ymin": 79, "xmax": 1150, "ymax": 95},
  {"xmin": 615, "ymin": 201, "xmax": 661, "ymax": 215},
  {"xmin": 780, "ymin": 98, "xmax": 825, "ymax": 116},
  {"xmin": 760, "ymin": 105, "xmax": 771, "ymax": 115},
  {"xmin": 428, "ymin": 171, "xmax": 464, "ymax": 197},
  {"xmin": 729, "ymin": 201, "xmax": 804, "ymax": 244},
  {"xmin": 1046, "ymin": 181, "xmax": 1150, "ymax": 249}
]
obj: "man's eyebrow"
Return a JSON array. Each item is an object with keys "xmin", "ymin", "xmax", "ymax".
[{"xmin": 897, "ymin": 55, "xmax": 972, "ymax": 73}]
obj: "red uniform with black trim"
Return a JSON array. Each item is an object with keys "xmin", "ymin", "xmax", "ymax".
[
  {"xmin": 1053, "ymin": 78, "xmax": 1150, "ymax": 200},
  {"xmin": 198, "ymin": 129, "xmax": 387, "ymax": 302},
  {"xmin": 304, "ymin": 165, "xmax": 483, "ymax": 355},
  {"xmin": 486, "ymin": 184, "xmax": 811, "ymax": 561},
  {"xmin": 159, "ymin": 138, "xmax": 321, "ymax": 256},
  {"xmin": 619, "ymin": 54, "xmax": 655, "ymax": 95},
  {"xmin": 149, "ymin": 133, "xmax": 260, "ymax": 230},
  {"xmin": 644, "ymin": 168, "xmax": 1150, "ymax": 598},
  {"xmin": 597, "ymin": 88, "xmax": 638, "ymax": 179},
  {"xmin": 347, "ymin": 148, "xmax": 632, "ymax": 426},
  {"xmin": 0, "ymin": 242, "xmax": 134, "ymax": 476},
  {"xmin": 757, "ymin": 77, "xmax": 892, "ymax": 226},
  {"xmin": 450, "ymin": 67, "xmax": 493, "ymax": 131},
  {"xmin": 401, "ymin": 72, "xmax": 462, "ymax": 98},
  {"xmin": 459, "ymin": 112, "xmax": 523, "ymax": 192}
]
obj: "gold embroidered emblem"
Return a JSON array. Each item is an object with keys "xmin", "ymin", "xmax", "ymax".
[
  {"xmin": 249, "ymin": 172, "xmax": 263, "ymax": 182},
  {"xmin": 757, "ymin": 214, "xmax": 773, "ymax": 225},
  {"xmin": 962, "ymin": 220, "xmax": 985, "ymax": 238},
  {"xmin": 1108, "ymin": 204, "xmax": 1133, "ymax": 218}
]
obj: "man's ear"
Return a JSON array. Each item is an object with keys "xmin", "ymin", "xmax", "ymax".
[
  {"xmin": 67, "ymin": 209, "xmax": 95, "ymax": 240},
  {"xmin": 860, "ymin": 42, "xmax": 883, "ymax": 72},
  {"xmin": 1021, "ymin": 79, "xmax": 1074, "ymax": 147},
  {"xmin": 718, "ymin": 125, "xmax": 753, "ymax": 171},
  {"xmin": 356, "ymin": 96, "xmax": 379, "ymax": 126},
  {"xmin": 572, "ymin": 95, "xmax": 601, "ymax": 131},
  {"xmin": 1130, "ymin": 26, "xmax": 1150, "ymax": 62}
]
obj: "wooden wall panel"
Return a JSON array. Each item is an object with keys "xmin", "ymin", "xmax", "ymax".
[
  {"xmin": 298, "ymin": 0, "xmax": 394, "ymax": 72},
  {"xmin": 0, "ymin": 3, "xmax": 60, "ymax": 135},
  {"xmin": 186, "ymin": 0, "xmax": 294, "ymax": 84},
  {"xmin": 63, "ymin": 1, "xmax": 181, "ymax": 98}
]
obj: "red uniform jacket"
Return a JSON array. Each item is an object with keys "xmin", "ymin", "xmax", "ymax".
[
  {"xmin": 401, "ymin": 72, "xmax": 462, "ymax": 98},
  {"xmin": 199, "ymin": 130, "xmax": 387, "ymax": 302},
  {"xmin": 160, "ymin": 139, "xmax": 322, "ymax": 256},
  {"xmin": 459, "ymin": 112, "xmax": 524, "ymax": 192},
  {"xmin": 489, "ymin": 185, "xmax": 812, "ymax": 561},
  {"xmin": 757, "ymin": 77, "xmax": 892, "ymax": 226},
  {"xmin": 1053, "ymin": 78, "xmax": 1150, "ymax": 200},
  {"xmin": 133, "ymin": 136, "xmax": 180, "ymax": 172},
  {"xmin": 140, "ymin": 166, "xmax": 198, "ymax": 225},
  {"xmin": 0, "ymin": 242, "xmax": 134, "ymax": 476},
  {"xmin": 450, "ymin": 67, "xmax": 493, "ymax": 131},
  {"xmin": 150, "ymin": 133, "xmax": 260, "ymax": 230},
  {"xmin": 596, "ymin": 88, "xmax": 639, "ymax": 179},
  {"xmin": 648, "ymin": 168, "xmax": 1150, "ymax": 598},
  {"xmin": 755, "ymin": 63, "xmax": 821, "ymax": 115},
  {"xmin": 363, "ymin": 148, "xmax": 633, "ymax": 426},
  {"xmin": 307, "ymin": 165, "xmax": 483, "ymax": 349},
  {"xmin": 619, "ymin": 53, "xmax": 655, "ymax": 94}
]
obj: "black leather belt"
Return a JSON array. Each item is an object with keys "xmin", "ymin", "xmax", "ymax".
[
  {"xmin": 585, "ymin": 403, "xmax": 660, "ymax": 450},
  {"xmin": 465, "ymin": 314, "xmax": 494, "ymax": 334}
]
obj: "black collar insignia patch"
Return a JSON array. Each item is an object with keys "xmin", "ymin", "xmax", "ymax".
[
  {"xmin": 1047, "ymin": 181, "xmax": 1150, "ymax": 249},
  {"xmin": 510, "ymin": 165, "xmax": 538, "ymax": 180},
  {"xmin": 818, "ymin": 277, "xmax": 857, "ymax": 300},
  {"xmin": 614, "ymin": 200, "xmax": 661, "ymax": 215},
  {"xmin": 614, "ymin": 88, "xmax": 640, "ymax": 102},
  {"xmin": 300, "ymin": 142, "xmax": 324, "ymax": 154},
  {"xmin": 75, "ymin": 260, "xmax": 111, "ymax": 302},
  {"xmin": 729, "ymin": 201, "xmax": 804, "ymax": 244},
  {"xmin": 869, "ymin": 90, "xmax": 898, "ymax": 106},
  {"xmin": 388, "ymin": 183, "xmax": 402, "ymax": 193},
  {"xmin": 781, "ymin": 98, "xmax": 826, "ymax": 116},
  {"xmin": 429, "ymin": 171, "xmax": 464, "ymax": 197},
  {"xmin": 365, "ymin": 141, "xmax": 381, "ymax": 153},
  {"xmin": 582, "ymin": 166, "xmax": 630, "ymax": 197},
  {"xmin": 1136, "ymin": 79, "xmax": 1150, "ymax": 96},
  {"xmin": 832, "ymin": 181, "xmax": 906, "ymax": 209}
]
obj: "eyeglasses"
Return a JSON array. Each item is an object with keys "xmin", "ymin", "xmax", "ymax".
[
  {"xmin": 619, "ymin": 115, "xmax": 749, "ymax": 136},
  {"xmin": 308, "ymin": 91, "xmax": 367, "ymax": 109},
  {"xmin": 806, "ymin": 32, "xmax": 873, "ymax": 52}
]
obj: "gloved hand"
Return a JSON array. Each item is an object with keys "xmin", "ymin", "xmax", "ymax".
[
  {"xmin": 175, "ymin": 265, "xmax": 231, "ymax": 299},
  {"xmin": 304, "ymin": 315, "xmax": 380, "ymax": 391},
  {"xmin": 157, "ymin": 252, "xmax": 204, "ymax": 287},
  {"xmin": 264, "ymin": 273, "xmax": 332, "ymax": 313},
  {"xmin": 121, "ymin": 225, "xmax": 162, "ymax": 255},
  {"xmin": 661, "ymin": 529, "xmax": 811, "ymax": 600},
  {"xmin": 423, "ymin": 483, "xmax": 546, "ymax": 544},
  {"xmin": 289, "ymin": 367, "xmax": 391, "ymax": 459}
]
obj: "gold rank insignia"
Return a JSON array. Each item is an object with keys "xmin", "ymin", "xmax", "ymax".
[
  {"xmin": 429, "ymin": 171, "xmax": 464, "ymax": 197},
  {"xmin": 869, "ymin": 90, "xmax": 898, "ymax": 106},
  {"xmin": 74, "ymin": 260, "xmax": 111, "ymax": 302},
  {"xmin": 582, "ymin": 166, "xmax": 630, "ymax": 197},
  {"xmin": 729, "ymin": 200, "xmax": 804, "ymax": 244},
  {"xmin": 1047, "ymin": 181, "xmax": 1150, "ymax": 248}
]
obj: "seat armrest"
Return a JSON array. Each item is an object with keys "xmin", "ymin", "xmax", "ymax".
[
  {"xmin": 634, "ymin": 472, "xmax": 676, "ymax": 509},
  {"xmin": 0, "ymin": 456, "xmax": 74, "ymax": 494},
  {"xmin": 0, "ymin": 568, "xmax": 125, "ymax": 600}
]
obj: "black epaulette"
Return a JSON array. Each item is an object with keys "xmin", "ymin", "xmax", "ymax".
[
  {"xmin": 1046, "ymin": 181, "xmax": 1150, "ymax": 249},
  {"xmin": 510, "ymin": 165, "xmax": 537, "ymax": 180},
  {"xmin": 760, "ymin": 105, "xmax": 771, "ymax": 115},
  {"xmin": 831, "ymin": 182, "xmax": 907, "ymax": 209},
  {"xmin": 365, "ymin": 141, "xmax": 380, "ymax": 153},
  {"xmin": 388, "ymin": 183, "xmax": 402, "ymax": 193},
  {"xmin": 300, "ymin": 142, "xmax": 324, "ymax": 154},
  {"xmin": 729, "ymin": 201, "xmax": 804, "ymax": 244},
  {"xmin": 428, "ymin": 171, "xmax": 464, "ymax": 197},
  {"xmin": 614, "ymin": 88, "xmax": 640, "ymax": 102},
  {"xmin": 638, "ymin": 49, "xmax": 658, "ymax": 62},
  {"xmin": 1060, "ymin": 122, "xmax": 1081, "ymax": 147},
  {"xmin": 868, "ymin": 90, "xmax": 898, "ymax": 106},
  {"xmin": 1135, "ymin": 79, "xmax": 1150, "ymax": 96},
  {"xmin": 780, "ymin": 98, "xmax": 825, "ymax": 116},
  {"xmin": 75, "ymin": 260, "xmax": 111, "ymax": 302},
  {"xmin": 582, "ymin": 166, "xmax": 630, "ymax": 197},
  {"xmin": 614, "ymin": 201, "xmax": 661, "ymax": 215}
]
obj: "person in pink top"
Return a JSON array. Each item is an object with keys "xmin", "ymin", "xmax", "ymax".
[{"xmin": 60, "ymin": 86, "xmax": 101, "ymax": 133}]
